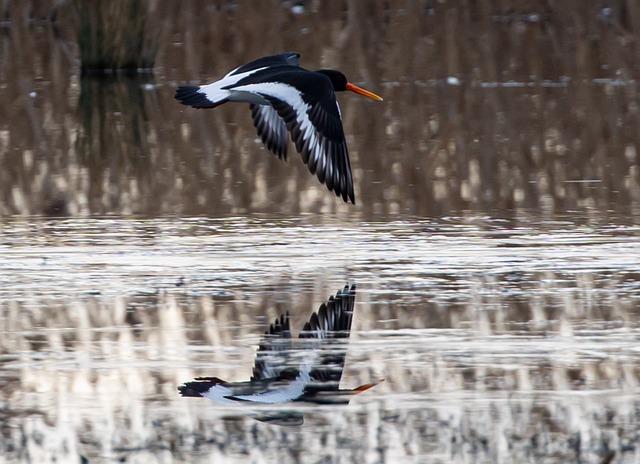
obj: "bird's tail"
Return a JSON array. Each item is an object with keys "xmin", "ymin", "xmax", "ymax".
[{"xmin": 175, "ymin": 86, "xmax": 227, "ymax": 109}]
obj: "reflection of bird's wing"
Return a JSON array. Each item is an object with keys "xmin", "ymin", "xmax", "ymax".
[
  {"xmin": 178, "ymin": 376, "xmax": 229, "ymax": 398},
  {"xmin": 252, "ymin": 411, "xmax": 304, "ymax": 427},
  {"xmin": 298, "ymin": 284, "xmax": 355, "ymax": 385},
  {"xmin": 250, "ymin": 313, "xmax": 294, "ymax": 381}
]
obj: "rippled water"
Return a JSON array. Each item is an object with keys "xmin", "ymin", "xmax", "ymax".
[
  {"xmin": 3, "ymin": 215, "xmax": 639, "ymax": 298},
  {"xmin": 2, "ymin": 215, "xmax": 639, "ymax": 463}
]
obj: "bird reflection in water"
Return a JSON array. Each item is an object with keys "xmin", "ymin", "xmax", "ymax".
[{"xmin": 178, "ymin": 284, "xmax": 382, "ymax": 426}]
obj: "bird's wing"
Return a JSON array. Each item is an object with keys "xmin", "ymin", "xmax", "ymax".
[
  {"xmin": 225, "ymin": 370, "xmax": 311, "ymax": 404},
  {"xmin": 176, "ymin": 53, "xmax": 301, "ymax": 109},
  {"xmin": 252, "ymin": 411, "xmax": 304, "ymax": 427},
  {"xmin": 298, "ymin": 285, "xmax": 356, "ymax": 385},
  {"xmin": 250, "ymin": 312, "xmax": 294, "ymax": 381},
  {"xmin": 235, "ymin": 54, "xmax": 301, "ymax": 161},
  {"xmin": 250, "ymin": 103, "xmax": 289, "ymax": 161},
  {"xmin": 177, "ymin": 376, "xmax": 228, "ymax": 397},
  {"xmin": 227, "ymin": 52, "xmax": 301, "ymax": 77},
  {"xmin": 226, "ymin": 69, "xmax": 355, "ymax": 203},
  {"xmin": 265, "ymin": 79, "xmax": 354, "ymax": 204}
]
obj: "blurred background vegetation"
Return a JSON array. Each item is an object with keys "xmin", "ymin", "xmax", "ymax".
[{"xmin": 0, "ymin": 0, "xmax": 639, "ymax": 219}]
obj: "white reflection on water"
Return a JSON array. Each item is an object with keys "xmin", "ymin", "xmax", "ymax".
[
  {"xmin": 0, "ymin": 216, "xmax": 639, "ymax": 299},
  {"xmin": 1, "ymin": 215, "xmax": 639, "ymax": 463}
]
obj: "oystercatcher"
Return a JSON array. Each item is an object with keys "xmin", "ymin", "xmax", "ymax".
[
  {"xmin": 175, "ymin": 53, "xmax": 383, "ymax": 204},
  {"xmin": 178, "ymin": 284, "xmax": 381, "ymax": 425}
]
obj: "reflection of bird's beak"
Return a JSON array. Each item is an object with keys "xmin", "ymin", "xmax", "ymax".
[
  {"xmin": 346, "ymin": 83, "xmax": 384, "ymax": 101},
  {"xmin": 351, "ymin": 379, "xmax": 385, "ymax": 395}
]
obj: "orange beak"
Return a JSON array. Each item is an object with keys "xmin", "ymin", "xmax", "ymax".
[
  {"xmin": 346, "ymin": 82, "xmax": 383, "ymax": 101},
  {"xmin": 351, "ymin": 379, "xmax": 384, "ymax": 395}
]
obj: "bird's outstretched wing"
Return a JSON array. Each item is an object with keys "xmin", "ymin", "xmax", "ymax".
[
  {"xmin": 177, "ymin": 376, "xmax": 228, "ymax": 398},
  {"xmin": 227, "ymin": 52, "xmax": 300, "ymax": 77},
  {"xmin": 250, "ymin": 312, "xmax": 294, "ymax": 381},
  {"xmin": 267, "ymin": 94, "xmax": 353, "ymax": 203},
  {"xmin": 298, "ymin": 284, "xmax": 356, "ymax": 385},
  {"xmin": 250, "ymin": 103, "xmax": 290, "ymax": 161},
  {"xmin": 175, "ymin": 52, "xmax": 300, "ymax": 112},
  {"xmin": 245, "ymin": 54, "xmax": 301, "ymax": 162}
]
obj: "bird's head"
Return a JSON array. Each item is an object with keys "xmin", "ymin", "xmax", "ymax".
[{"xmin": 318, "ymin": 69, "xmax": 383, "ymax": 101}]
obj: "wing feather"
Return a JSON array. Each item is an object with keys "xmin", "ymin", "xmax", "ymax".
[
  {"xmin": 251, "ymin": 313, "xmax": 293, "ymax": 381},
  {"xmin": 298, "ymin": 285, "xmax": 356, "ymax": 384},
  {"xmin": 227, "ymin": 70, "xmax": 355, "ymax": 203},
  {"xmin": 250, "ymin": 104, "xmax": 289, "ymax": 161}
]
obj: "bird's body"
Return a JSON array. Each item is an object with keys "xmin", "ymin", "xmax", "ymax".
[
  {"xmin": 178, "ymin": 285, "xmax": 381, "ymax": 425},
  {"xmin": 175, "ymin": 53, "xmax": 382, "ymax": 204}
]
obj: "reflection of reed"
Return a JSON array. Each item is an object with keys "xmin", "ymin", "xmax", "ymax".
[
  {"xmin": 75, "ymin": 0, "xmax": 158, "ymax": 73},
  {"xmin": 1, "ymin": 2, "xmax": 640, "ymax": 217},
  {"xmin": 76, "ymin": 75, "xmax": 155, "ymax": 214}
]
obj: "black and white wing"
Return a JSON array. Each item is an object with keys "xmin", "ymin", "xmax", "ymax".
[
  {"xmin": 226, "ymin": 52, "xmax": 300, "ymax": 77},
  {"xmin": 226, "ymin": 69, "xmax": 355, "ymax": 204},
  {"xmin": 175, "ymin": 52, "xmax": 301, "ymax": 111},
  {"xmin": 250, "ymin": 103, "xmax": 290, "ymax": 161},
  {"xmin": 250, "ymin": 312, "xmax": 294, "ymax": 381},
  {"xmin": 264, "ymin": 75, "xmax": 354, "ymax": 204},
  {"xmin": 243, "ymin": 54, "xmax": 301, "ymax": 161},
  {"xmin": 299, "ymin": 284, "xmax": 356, "ymax": 385}
]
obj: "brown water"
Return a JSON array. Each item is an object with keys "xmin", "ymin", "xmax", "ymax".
[{"xmin": 1, "ymin": 2, "xmax": 640, "ymax": 464}]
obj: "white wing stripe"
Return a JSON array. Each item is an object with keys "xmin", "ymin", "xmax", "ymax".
[
  {"xmin": 231, "ymin": 371, "xmax": 311, "ymax": 404},
  {"xmin": 199, "ymin": 67, "xmax": 270, "ymax": 104},
  {"xmin": 230, "ymin": 82, "xmax": 305, "ymax": 108},
  {"xmin": 201, "ymin": 384, "xmax": 236, "ymax": 405},
  {"xmin": 232, "ymin": 82, "xmax": 331, "ymax": 165},
  {"xmin": 230, "ymin": 83, "xmax": 319, "ymax": 149}
]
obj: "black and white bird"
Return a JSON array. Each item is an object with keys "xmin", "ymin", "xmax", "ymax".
[
  {"xmin": 178, "ymin": 284, "xmax": 381, "ymax": 426},
  {"xmin": 175, "ymin": 53, "xmax": 383, "ymax": 204}
]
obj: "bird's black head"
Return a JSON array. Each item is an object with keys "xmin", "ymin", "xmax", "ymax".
[
  {"xmin": 317, "ymin": 69, "xmax": 383, "ymax": 101},
  {"xmin": 317, "ymin": 69, "xmax": 349, "ymax": 91}
]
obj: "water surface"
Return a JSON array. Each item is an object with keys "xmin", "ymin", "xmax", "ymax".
[{"xmin": 2, "ymin": 215, "xmax": 639, "ymax": 463}]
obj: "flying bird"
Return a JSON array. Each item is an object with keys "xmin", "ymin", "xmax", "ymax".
[
  {"xmin": 175, "ymin": 53, "xmax": 383, "ymax": 204},
  {"xmin": 178, "ymin": 284, "xmax": 381, "ymax": 426}
]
